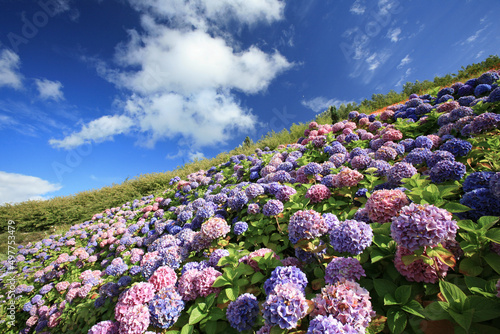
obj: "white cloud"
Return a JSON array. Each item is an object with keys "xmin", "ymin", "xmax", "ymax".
[
  {"xmin": 366, "ymin": 51, "xmax": 390, "ymax": 71},
  {"xmin": 52, "ymin": 1, "xmax": 292, "ymax": 152},
  {"xmin": 397, "ymin": 54, "xmax": 412, "ymax": 69},
  {"xmin": 189, "ymin": 151, "xmax": 205, "ymax": 161},
  {"xmin": 34, "ymin": 78, "xmax": 65, "ymax": 101},
  {"xmin": 0, "ymin": 171, "xmax": 61, "ymax": 205},
  {"xmin": 350, "ymin": 0, "xmax": 366, "ymax": 15},
  {"xmin": 476, "ymin": 51, "xmax": 484, "ymax": 59},
  {"xmin": 49, "ymin": 115, "xmax": 134, "ymax": 149},
  {"xmin": 0, "ymin": 49, "xmax": 23, "ymax": 89},
  {"xmin": 301, "ymin": 97, "xmax": 351, "ymax": 113},
  {"xmin": 128, "ymin": 0, "xmax": 285, "ymax": 29},
  {"xmin": 387, "ymin": 27, "xmax": 401, "ymax": 42},
  {"xmin": 396, "ymin": 67, "xmax": 412, "ymax": 88}
]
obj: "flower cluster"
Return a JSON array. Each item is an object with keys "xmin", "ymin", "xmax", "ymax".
[
  {"xmin": 288, "ymin": 210, "xmax": 328, "ymax": 244},
  {"xmin": 262, "ymin": 283, "xmax": 309, "ymax": 329},
  {"xmin": 329, "ymin": 220, "xmax": 373, "ymax": 255},
  {"xmin": 365, "ymin": 189, "xmax": 409, "ymax": 223},
  {"xmin": 263, "ymin": 266, "xmax": 308, "ymax": 294},
  {"xmin": 226, "ymin": 293, "xmax": 260, "ymax": 332},
  {"xmin": 324, "ymin": 257, "xmax": 365, "ymax": 284}
]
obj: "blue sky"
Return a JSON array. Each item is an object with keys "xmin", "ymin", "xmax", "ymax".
[{"xmin": 0, "ymin": 0, "xmax": 499, "ymax": 204}]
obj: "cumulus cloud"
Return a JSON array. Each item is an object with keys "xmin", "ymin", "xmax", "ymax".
[
  {"xmin": 0, "ymin": 171, "xmax": 61, "ymax": 205},
  {"xmin": 34, "ymin": 78, "xmax": 64, "ymax": 101},
  {"xmin": 51, "ymin": 0, "xmax": 292, "ymax": 152},
  {"xmin": 0, "ymin": 49, "xmax": 23, "ymax": 89},
  {"xmin": 49, "ymin": 115, "xmax": 134, "ymax": 149},
  {"xmin": 301, "ymin": 96, "xmax": 351, "ymax": 113}
]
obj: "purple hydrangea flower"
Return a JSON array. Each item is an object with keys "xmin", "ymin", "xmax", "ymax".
[
  {"xmin": 463, "ymin": 171, "xmax": 496, "ymax": 192},
  {"xmin": 245, "ymin": 184, "xmax": 265, "ymax": 199},
  {"xmin": 208, "ymin": 249, "xmax": 229, "ymax": 268},
  {"xmin": 403, "ymin": 148, "xmax": 432, "ymax": 165},
  {"xmin": 325, "ymin": 257, "xmax": 366, "ymax": 284},
  {"xmin": 490, "ymin": 172, "xmax": 500, "ymax": 199},
  {"xmin": 263, "ymin": 266, "xmax": 308, "ymax": 295},
  {"xmin": 426, "ymin": 150, "xmax": 455, "ymax": 168},
  {"xmin": 262, "ymin": 283, "xmax": 309, "ymax": 329},
  {"xmin": 430, "ymin": 160, "xmax": 466, "ymax": 183},
  {"xmin": 304, "ymin": 162, "xmax": 323, "ymax": 176},
  {"xmin": 307, "ymin": 314, "xmax": 358, "ymax": 334},
  {"xmin": 329, "ymin": 220, "xmax": 373, "ymax": 255},
  {"xmin": 288, "ymin": 210, "xmax": 328, "ymax": 244},
  {"xmin": 391, "ymin": 203, "xmax": 458, "ymax": 251},
  {"xmin": 88, "ymin": 320, "xmax": 119, "ymax": 334},
  {"xmin": 263, "ymin": 199, "xmax": 284, "ymax": 217},
  {"xmin": 226, "ymin": 293, "xmax": 260, "ymax": 332},
  {"xmin": 387, "ymin": 162, "xmax": 417, "ymax": 185}
]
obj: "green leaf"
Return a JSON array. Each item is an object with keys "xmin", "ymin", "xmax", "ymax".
[
  {"xmin": 384, "ymin": 294, "xmax": 399, "ymax": 306},
  {"xmin": 189, "ymin": 307, "xmax": 208, "ymax": 325},
  {"xmin": 251, "ymin": 271, "xmax": 265, "ymax": 284},
  {"xmin": 483, "ymin": 252, "xmax": 500, "ymax": 275},
  {"xmin": 401, "ymin": 300, "xmax": 425, "ymax": 318},
  {"xmin": 467, "ymin": 295, "xmax": 500, "ymax": 322},
  {"xmin": 236, "ymin": 263, "xmax": 255, "ymax": 276},
  {"xmin": 424, "ymin": 302, "xmax": 450, "ymax": 321},
  {"xmin": 373, "ymin": 279, "xmax": 397, "ymax": 298},
  {"xmin": 459, "ymin": 257, "xmax": 483, "ymax": 277},
  {"xmin": 204, "ymin": 320, "xmax": 218, "ymax": 334},
  {"xmin": 387, "ymin": 308, "xmax": 407, "ymax": 334},
  {"xmin": 448, "ymin": 309, "xmax": 473, "ymax": 331},
  {"xmin": 443, "ymin": 202, "xmax": 471, "ymax": 213},
  {"xmin": 477, "ymin": 216, "xmax": 499, "ymax": 230},
  {"xmin": 208, "ymin": 307, "xmax": 226, "ymax": 322},
  {"xmin": 270, "ymin": 326, "xmax": 288, "ymax": 334},
  {"xmin": 485, "ymin": 228, "xmax": 500, "ymax": 243},
  {"xmin": 439, "ymin": 280, "xmax": 467, "ymax": 312},
  {"xmin": 225, "ymin": 286, "xmax": 239, "ymax": 301},
  {"xmin": 212, "ymin": 276, "xmax": 231, "ymax": 288},
  {"xmin": 395, "ymin": 285, "xmax": 412, "ymax": 305},
  {"xmin": 180, "ymin": 324, "xmax": 194, "ymax": 334}
]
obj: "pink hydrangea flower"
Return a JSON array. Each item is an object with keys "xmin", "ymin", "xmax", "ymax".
[
  {"xmin": 201, "ymin": 217, "xmax": 230, "ymax": 241},
  {"xmin": 305, "ymin": 184, "xmax": 331, "ymax": 203},
  {"xmin": 195, "ymin": 267, "xmax": 222, "ymax": 297},
  {"xmin": 178, "ymin": 269, "xmax": 200, "ymax": 301},
  {"xmin": 118, "ymin": 304, "xmax": 150, "ymax": 334},
  {"xmin": 394, "ymin": 246, "xmax": 450, "ymax": 283},
  {"xmin": 148, "ymin": 266, "xmax": 177, "ymax": 291},
  {"xmin": 119, "ymin": 282, "xmax": 155, "ymax": 306},
  {"xmin": 365, "ymin": 189, "xmax": 409, "ymax": 223}
]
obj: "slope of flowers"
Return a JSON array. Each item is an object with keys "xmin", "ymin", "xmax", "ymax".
[{"xmin": 1, "ymin": 71, "xmax": 500, "ymax": 334}]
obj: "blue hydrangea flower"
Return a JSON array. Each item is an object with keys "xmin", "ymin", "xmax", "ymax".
[
  {"xmin": 387, "ymin": 162, "xmax": 417, "ymax": 185},
  {"xmin": 226, "ymin": 293, "xmax": 260, "ymax": 332},
  {"xmin": 414, "ymin": 136, "xmax": 433, "ymax": 149},
  {"xmin": 262, "ymin": 283, "xmax": 309, "ymax": 329},
  {"xmin": 430, "ymin": 160, "xmax": 466, "ymax": 184},
  {"xmin": 490, "ymin": 172, "xmax": 500, "ymax": 199},
  {"xmin": 403, "ymin": 148, "xmax": 432, "ymax": 165},
  {"xmin": 474, "ymin": 84, "xmax": 492, "ymax": 97},
  {"xmin": 426, "ymin": 150, "xmax": 455, "ymax": 168},
  {"xmin": 330, "ymin": 220, "xmax": 373, "ymax": 255},
  {"xmin": 440, "ymin": 138, "xmax": 472, "ymax": 157},
  {"xmin": 263, "ymin": 266, "xmax": 308, "ymax": 295},
  {"xmin": 233, "ymin": 221, "xmax": 248, "ymax": 235},
  {"xmin": 304, "ymin": 162, "xmax": 323, "ymax": 176},
  {"xmin": 463, "ymin": 171, "xmax": 496, "ymax": 193},
  {"xmin": 325, "ymin": 257, "xmax": 365, "ymax": 284},
  {"xmin": 460, "ymin": 188, "xmax": 500, "ymax": 220},
  {"xmin": 149, "ymin": 288, "xmax": 185, "ymax": 329},
  {"xmin": 208, "ymin": 249, "xmax": 229, "ymax": 268}
]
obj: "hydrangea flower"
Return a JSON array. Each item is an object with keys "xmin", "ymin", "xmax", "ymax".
[
  {"xmin": 426, "ymin": 150, "xmax": 455, "ymax": 168},
  {"xmin": 305, "ymin": 184, "xmax": 331, "ymax": 203},
  {"xmin": 148, "ymin": 266, "xmax": 177, "ymax": 291},
  {"xmin": 245, "ymin": 184, "xmax": 265, "ymax": 199},
  {"xmin": 391, "ymin": 203, "xmax": 458, "ymax": 251},
  {"xmin": 490, "ymin": 172, "xmax": 500, "ymax": 199},
  {"xmin": 195, "ymin": 267, "xmax": 222, "ymax": 297},
  {"xmin": 88, "ymin": 320, "xmax": 119, "ymax": 334},
  {"xmin": 263, "ymin": 266, "xmax": 308, "ymax": 294},
  {"xmin": 325, "ymin": 257, "xmax": 366, "ymax": 284},
  {"xmin": 226, "ymin": 293, "xmax": 260, "ymax": 332},
  {"xmin": 276, "ymin": 185, "xmax": 297, "ymax": 202},
  {"xmin": 332, "ymin": 167, "xmax": 364, "ymax": 188},
  {"xmin": 263, "ymin": 199, "xmax": 284, "ymax": 216},
  {"xmin": 200, "ymin": 217, "xmax": 230, "ymax": 241},
  {"xmin": 312, "ymin": 280, "xmax": 374, "ymax": 332},
  {"xmin": 430, "ymin": 160, "xmax": 466, "ymax": 183},
  {"xmin": 329, "ymin": 220, "xmax": 373, "ymax": 255},
  {"xmin": 232, "ymin": 221, "xmax": 248, "ymax": 235},
  {"xmin": 288, "ymin": 210, "xmax": 328, "ymax": 244},
  {"xmin": 307, "ymin": 315, "xmax": 358, "ymax": 334},
  {"xmin": 262, "ymin": 283, "xmax": 309, "ymax": 329},
  {"xmin": 148, "ymin": 288, "xmax": 185, "ymax": 329},
  {"xmin": 440, "ymin": 138, "xmax": 472, "ymax": 157},
  {"xmin": 208, "ymin": 249, "xmax": 229, "ymax": 268},
  {"xmin": 387, "ymin": 162, "xmax": 417, "ymax": 185},
  {"xmin": 375, "ymin": 146, "xmax": 398, "ymax": 161},
  {"xmin": 117, "ymin": 304, "xmax": 150, "ymax": 334},
  {"xmin": 177, "ymin": 269, "xmax": 199, "ymax": 301},
  {"xmin": 365, "ymin": 189, "xmax": 409, "ymax": 223},
  {"xmin": 460, "ymin": 188, "xmax": 500, "ymax": 220},
  {"xmin": 463, "ymin": 171, "xmax": 496, "ymax": 192},
  {"xmin": 403, "ymin": 148, "xmax": 432, "ymax": 165},
  {"xmin": 394, "ymin": 246, "xmax": 450, "ymax": 283},
  {"xmin": 118, "ymin": 282, "xmax": 155, "ymax": 306},
  {"xmin": 304, "ymin": 162, "xmax": 323, "ymax": 176}
]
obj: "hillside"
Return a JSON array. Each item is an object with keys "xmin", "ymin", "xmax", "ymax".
[{"xmin": 1, "ymin": 59, "xmax": 500, "ymax": 334}]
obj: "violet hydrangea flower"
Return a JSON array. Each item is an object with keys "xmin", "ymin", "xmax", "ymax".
[
  {"xmin": 307, "ymin": 315, "xmax": 358, "ymax": 334},
  {"xmin": 329, "ymin": 220, "xmax": 373, "ymax": 255},
  {"xmin": 148, "ymin": 287, "xmax": 185, "ymax": 329},
  {"xmin": 324, "ymin": 257, "xmax": 366, "ymax": 284},
  {"xmin": 226, "ymin": 293, "xmax": 260, "ymax": 332},
  {"xmin": 262, "ymin": 283, "xmax": 309, "ymax": 329},
  {"xmin": 263, "ymin": 266, "xmax": 308, "ymax": 294},
  {"xmin": 288, "ymin": 210, "xmax": 328, "ymax": 244}
]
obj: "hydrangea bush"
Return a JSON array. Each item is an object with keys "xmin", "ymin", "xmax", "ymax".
[{"xmin": 1, "ymin": 69, "xmax": 500, "ymax": 334}]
